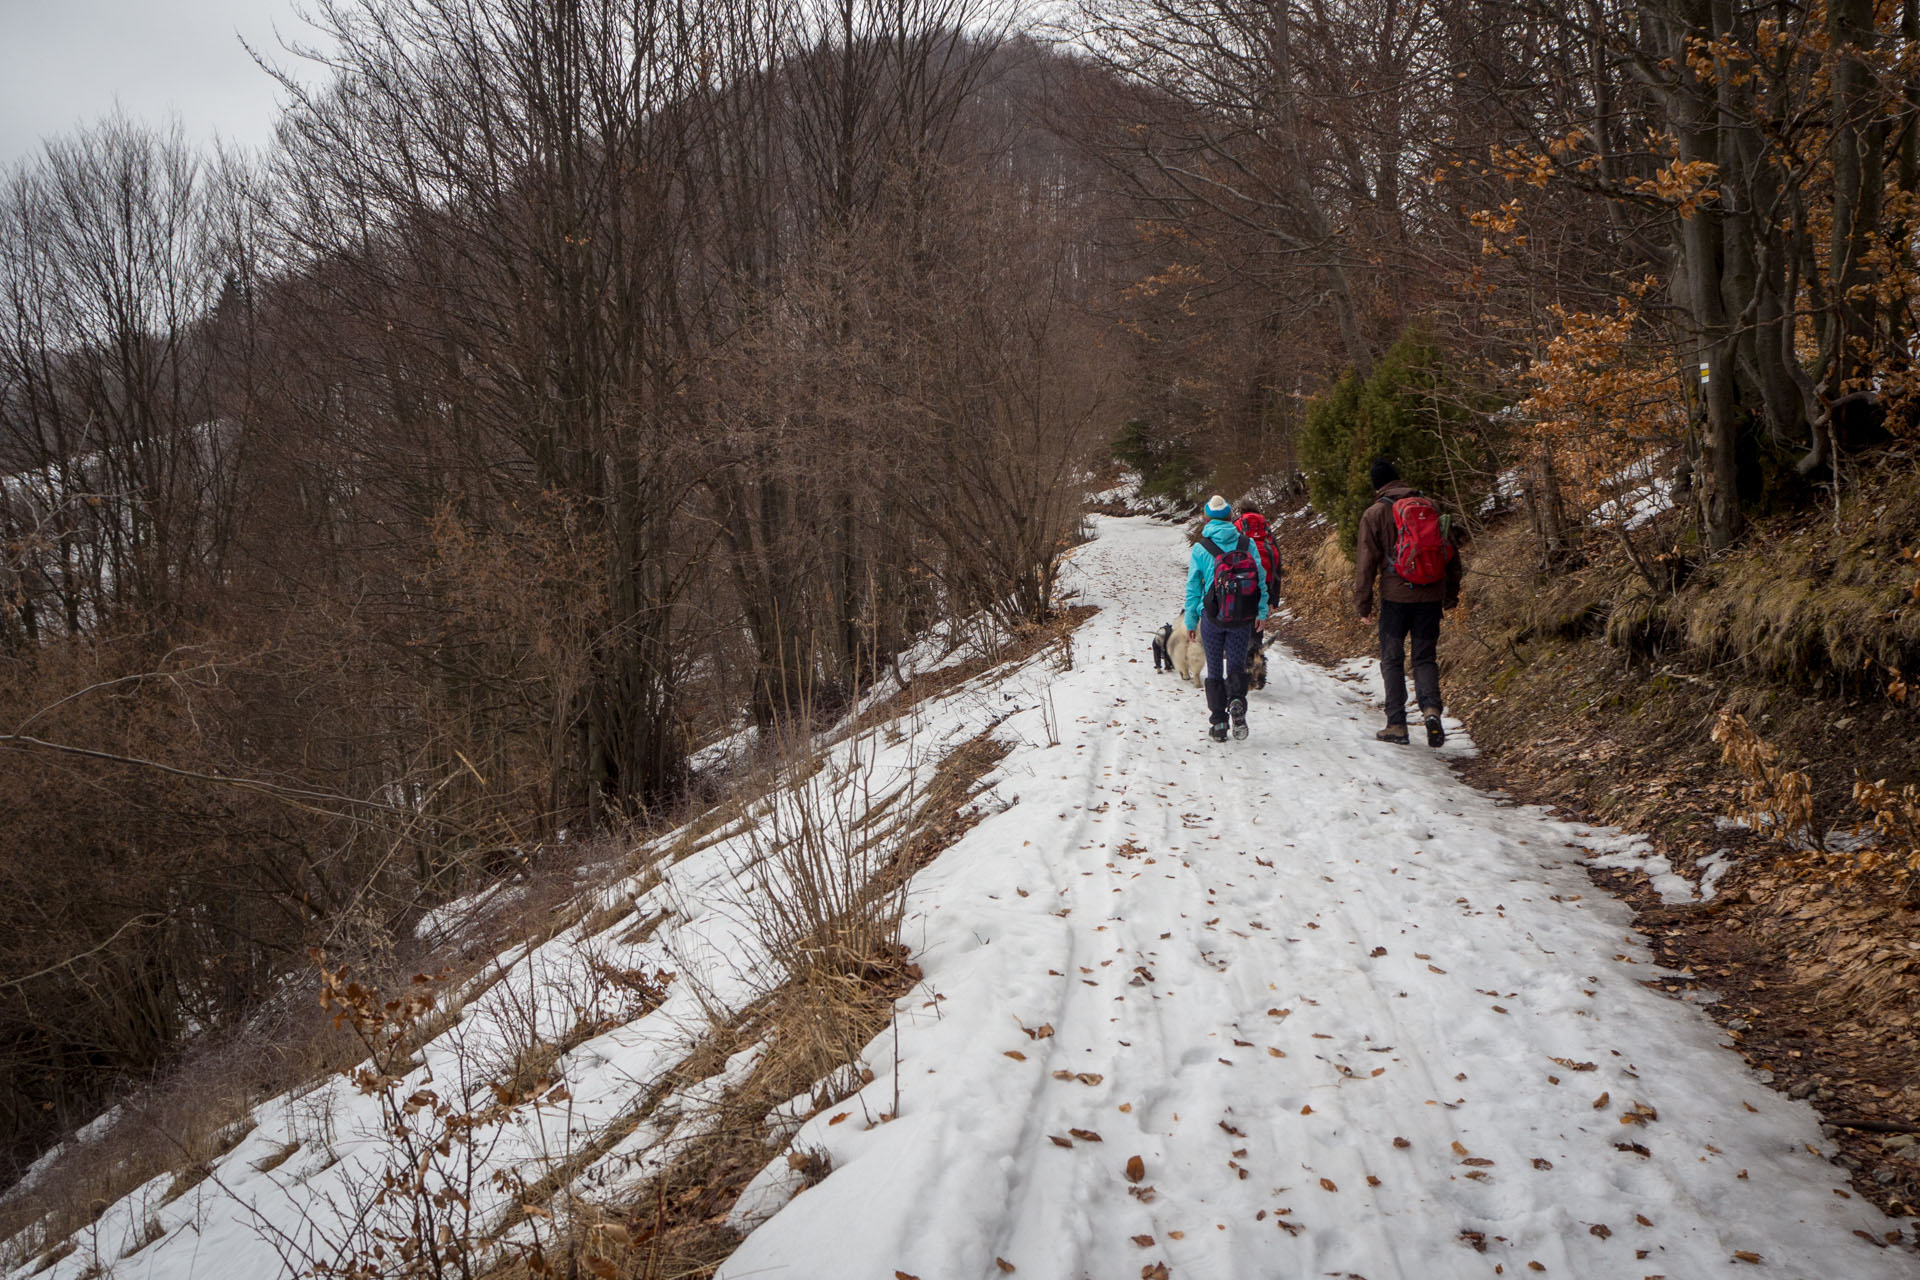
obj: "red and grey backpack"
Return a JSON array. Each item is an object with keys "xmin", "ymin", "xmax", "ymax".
[
  {"xmin": 1233, "ymin": 513, "xmax": 1283, "ymax": 592},
  {"xmin": 1382, "ymin": 493, "xmax": 1454, "ymax": 586},
  {"xmin": 1204, "ymin": 535, "xmax": 1262, "ymax": 624}
]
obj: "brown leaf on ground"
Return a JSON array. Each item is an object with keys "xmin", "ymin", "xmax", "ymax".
[
  {"xmin": 1130, "ymin": 1234, "xmax": 1154, "ymax": 1247},
  {"xmin": 1319, "ymin": 1177, "xmax": 1338, "ymax": 1191},
  {"xmin": 1394, "ymin": 1136, "xmax": 1411, "ymax": 1148},
  {"xmin": 1551, "ymin": 1057, "xmax": 1598, "ymax": 1071},
  {"xmin": 995, "ymin": 1260, "xmax": 1016, "ymax": 1273},
  {"xmin": 1141, "ymin": 1265, "xmax": 1170, "ymax": 1280},
  {"xmin": 1733, "ymin": 1251, "xmax": 1762, "ymax": 1264},
  {"xmin": 1532, "ymin": 1157, "xmax": 1554, "ymax": 1170},
  {"xmin": 1048, "ymin": 1134, "xmax": 1073, "ymax": 1148},
  {"xmin": 1589, "ymin": 1223, "xmax": 1612, "ymax": 1239},
  {"xmin": 1125, "ymin": 1155, "xmax": 1145, "ymax": 1182},
  {"xmin": 1451, "ymin": 1140, "xmax": 1470, "ymax": 1156},
  {"xmin": 1070, "ymin": 1128, "xmax": 1103, "ymax": 1142},
  {"xmin": 1593, "ymin": 1091, "xmax": 1611, "ymax": 1109},
  {"xmin": 1005, "ymin": 1050, "xmax": 1027, "ymax": 1061}
]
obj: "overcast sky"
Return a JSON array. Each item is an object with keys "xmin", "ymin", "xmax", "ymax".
[{"xmin": 0, "ymin": 0, "xmax": 319, "ymax": 171}]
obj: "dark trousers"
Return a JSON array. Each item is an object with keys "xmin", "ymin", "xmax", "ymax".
[
  {"xmin": 1200, "ymin": 617, "xmax": 1253, "ymax": 724},
  {"xmin": 1202, "ymin": 617, "xmax": 1251, "ymax": 682},
  {"xmin": 1378, "ymin": 600, "xmax": 1442, "ymax": 726}
]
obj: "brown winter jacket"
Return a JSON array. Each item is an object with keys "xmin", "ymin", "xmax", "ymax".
[{"xmin": 1353, "ymin": 480, "xmax": 1464, "ymax": 614}]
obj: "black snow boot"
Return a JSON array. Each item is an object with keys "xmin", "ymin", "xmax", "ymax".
[
  {"xmin": 1227, "ymin": 672, "xmax": 1249, "ymax": 740},
  {"xmin": 1423, "ymin": 710, "xmax": 1446, "ymax": 749},
  {"xmin": 1205, "ymin": 678, "xmax": 1229, "ymax": 742}
]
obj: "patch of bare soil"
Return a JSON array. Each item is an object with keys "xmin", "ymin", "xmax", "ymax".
[{"xmin": 1265, "ymin": 495, "xmax": 1920, "ymax": 1236}]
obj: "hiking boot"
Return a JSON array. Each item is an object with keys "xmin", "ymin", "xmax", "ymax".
[
  {"xmin": 1424, "ymin": 713, "xmax": 1446, "ymax": 748},
  {"xmin": 1209, "ymin": 721, "xmax": 1229, "ymax": 742},
  {"xmin": 1375, "ymin": 723, "xmax": 1409, "ymax": 745},
  {"xmin": 1229, "ymin": 696, "xmax": 1248, "ymax": 740}
]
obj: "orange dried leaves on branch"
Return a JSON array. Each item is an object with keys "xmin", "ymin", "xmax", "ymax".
[{"xmin": 1515, "ymin": 292, "xmax": 1687, "ymax": 517}]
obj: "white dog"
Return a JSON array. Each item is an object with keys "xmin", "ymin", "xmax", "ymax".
[{"xmin": 1163, "ymin": 622, "xmax": 1203, "ymax": 687}]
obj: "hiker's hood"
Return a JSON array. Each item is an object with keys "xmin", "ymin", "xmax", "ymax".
[
  {"xmin": 1235, "ymin": 512, "xmax": 1270, "ymax": 540},
  {"xmin": 1375, "ymin": 479, "xmax": 1419, "ymax": 502},
  {"xmin": 1202, "ymin": 517, "xmax": 1242, "ymax": 552}
]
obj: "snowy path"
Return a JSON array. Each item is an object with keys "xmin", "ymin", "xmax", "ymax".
[{"xmin": 720, "ymin": 516, "xmax": 1913, "ymax": 1280}]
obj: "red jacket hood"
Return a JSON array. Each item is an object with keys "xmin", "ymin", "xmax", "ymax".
[{"xmin": 1234, "ymin": 512, "xmax": 1270, "ymax": 540}]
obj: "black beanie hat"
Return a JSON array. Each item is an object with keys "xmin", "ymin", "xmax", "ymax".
[{"xmin": 1368, "ymin": 458, "xmax": 1400, "ymax": 490}]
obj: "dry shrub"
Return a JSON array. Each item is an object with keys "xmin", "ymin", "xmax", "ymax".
[
  {"xmin": 1711, "ymin": 709, "xmax": 1920, "ymax": 1022},
  {"xmin": 728, "ymin": 729, "xmax": 917, "ymax": 990},
  {"xmin": 0, "ymin": 982, "xmax": 358, "ymax": 1272},
  {"xmin": 507, "ymin": 729, "xmax": 1011, "ymax": 1280},
  {"xmin": 1849, "ymin": 779, "xmax": 1920, "ymax": 897},
  {"xmin": 1712, "ymin": 710, "xmax": 1818, "ymax": 848}
]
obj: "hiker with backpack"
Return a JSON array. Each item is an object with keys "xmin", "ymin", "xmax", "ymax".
[
  {"xmin": 1184, "ymin": 494, "xmax": 1269, "ymax": 741},
  {"xmin": 1233, "ymin": 500, "xmax": 1283, "ymax": 686},
  {"xmin": 1353, "ymin": 459, "xmax": 1463, "ymax": 747}
]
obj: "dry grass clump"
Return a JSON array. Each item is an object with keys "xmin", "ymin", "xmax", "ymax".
[
  {"xmin": 0, "ymin": 1000, "xmax": 350, "ymax": 1271},
  {"xmin": 493, "ymin": 728, "xmax": 1012, "ymax": 1280},
  {"xmin": 0, "ymin": 826, "xmax": 650, "ymax": 1274}
]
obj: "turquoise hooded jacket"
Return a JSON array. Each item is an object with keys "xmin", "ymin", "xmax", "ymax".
[{"xmin": 1183, "ymin": 517, "xmax": 1269, "ymax": 631}]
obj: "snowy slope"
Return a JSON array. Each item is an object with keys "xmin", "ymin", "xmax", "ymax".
[
  {"xmin": 717, "ymin": 516, "xmax": 1911, "ymax": 1280},
  {"xmin": 10, "ymin": 515, "xmax": 1909, "ymax": 1280}
]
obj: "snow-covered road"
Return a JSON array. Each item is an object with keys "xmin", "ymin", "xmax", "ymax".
[{"xmin": 720, "ymin": 516, "xmax": 1912, "ymax": 1280}]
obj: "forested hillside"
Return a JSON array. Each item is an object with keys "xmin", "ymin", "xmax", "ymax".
[{"xmin": 5, "ymin": 0, "xmax": 1918, "ymax": 1237}]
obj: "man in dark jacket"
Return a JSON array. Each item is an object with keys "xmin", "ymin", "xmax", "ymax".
[{"xmin": 1353, "ymin": 458, "xmax": 1463, "ymax": 746}]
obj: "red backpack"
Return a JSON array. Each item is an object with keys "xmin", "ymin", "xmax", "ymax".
[
  {"xmin": 1204, "ymin": 535, "xmax": 1262, "ymax": 624},
  {"xmin": 1233, "ymin": 513, "xmax": 1282, "ymax": 591},
  {"xmin": 1385, "ymin": 494, "xmax": 1453, "ymax": 586}
]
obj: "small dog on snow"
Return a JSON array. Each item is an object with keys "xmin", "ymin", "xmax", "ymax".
[{"xmin": 1153, "ymin": 623, "xmax": 1204, "ymax": 686}]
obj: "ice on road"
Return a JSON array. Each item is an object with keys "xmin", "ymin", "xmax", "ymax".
[{"xmin": 720, "ymin": 515, "xmax": 1910, "ymax": 1280}]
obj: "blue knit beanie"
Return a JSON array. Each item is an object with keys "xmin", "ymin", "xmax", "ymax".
[{"xmin": 1204, "ymin": 494, "xmax": 1231, "ymax": 519}]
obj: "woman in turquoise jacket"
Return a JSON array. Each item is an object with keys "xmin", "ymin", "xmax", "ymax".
[{"xmin": 1182, "ymin": 495, "xmax": 1268, "ymax": 740}]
